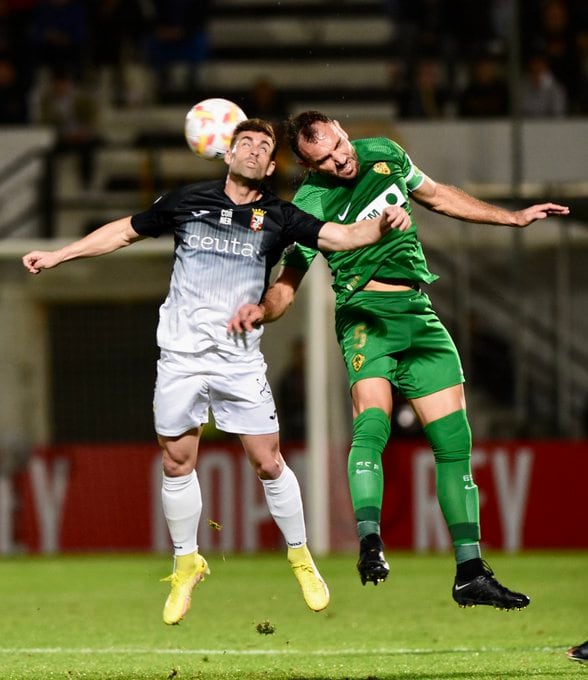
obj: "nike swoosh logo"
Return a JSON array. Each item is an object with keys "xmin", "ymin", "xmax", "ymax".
[
  {"xmin": 464, "ymin": 484, "xmax": 476, "ymax": 490},
  {"xmin": 454, "ymin": 582, "xmax": 471, "ymax": 590},
  {"xmin": 191, "ymin": 210, "xmax": 210, "ymax": 218},
  {"xmin": 338, "ymin": 203, "xmax": 351, "ymax": 221},
  {"xmin": 356, "ymin": 469, "xmax": 371, "ymax": 475}
]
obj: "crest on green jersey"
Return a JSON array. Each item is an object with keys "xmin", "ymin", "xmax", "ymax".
[{"xmin": 352, "ymin": 353, "xmax": 365, "ymax": 371}]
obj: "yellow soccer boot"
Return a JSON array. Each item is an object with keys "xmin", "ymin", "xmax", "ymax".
[
  {"xmin": 288, "ymin": 544, "xmax": 330, "ymax": 612},
  {"xmin": 161, "ymin": 552, "xmax": 210, "ymax": 625}
]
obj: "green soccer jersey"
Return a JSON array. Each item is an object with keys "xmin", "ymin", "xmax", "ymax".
[{"xmin": 284, "ymin": 137, "xmax": 439, "ymax": 305}]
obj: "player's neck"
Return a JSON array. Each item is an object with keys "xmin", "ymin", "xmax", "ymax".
[{"xmin": 224, "ymin": 177, "xmax": 263, "ymax": 205}]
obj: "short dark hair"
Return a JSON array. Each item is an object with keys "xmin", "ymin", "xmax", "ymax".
[
  {"xmin": 230, "ymin": 118, "xmax": 278, "ymax": 159},
  {"xmin": 285, "ymin": 111, "xmax": 332, "ymax": 160}
]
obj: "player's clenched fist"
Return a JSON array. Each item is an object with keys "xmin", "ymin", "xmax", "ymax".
[
  {"xmin": 381, "ymin": 205, "xmax": 410, "ymax": 232},
  {"xmin": 22, "ymin": 251, "xmax": 62, "ymax": 274}
]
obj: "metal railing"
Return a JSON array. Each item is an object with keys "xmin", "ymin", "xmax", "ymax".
[
  {"xmin": 426, "ymin": 219, "xmax": 588, "ymax": 438},
  {"xmin": 0, "ymin": 145, "xmax": 53, "ymax": 239}
]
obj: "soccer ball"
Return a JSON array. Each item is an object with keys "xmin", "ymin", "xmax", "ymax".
[{"xmin": 184, "ymin": 98, "xmax": 247, "ymax": 160}]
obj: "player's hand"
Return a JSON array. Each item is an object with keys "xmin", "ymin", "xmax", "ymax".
[
  {"xmin": 514, "ymin": 202, "xmax": 570, "ymax": 227},
  {"xmin": 227, "ymin": 303, "xmax": 265, "ymax": 334},
  {"xmin": 381, "ymin": 206, "xmax": 411, "ymax": 232},
  {"xmin": 22, "ymin": 251, "xmax": 61, "ymax": 274}
]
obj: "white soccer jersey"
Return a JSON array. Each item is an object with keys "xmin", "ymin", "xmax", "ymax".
[{"xmin": 131, "ymin": 180, "xmax": 324, "ymax": 355}]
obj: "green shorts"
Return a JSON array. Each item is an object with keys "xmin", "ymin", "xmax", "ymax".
[{"xmin": 335, "ymin": 289, "xmax": 464, "ymax": 399}]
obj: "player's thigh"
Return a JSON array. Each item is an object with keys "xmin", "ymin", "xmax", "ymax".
[
  {"xmin": 154, "ymin": 349, "xmax": 211, "ymax": 436},
  {"xmin": 351, "ymin": 377, "xmax": 393, "ymax": 418},
  {"xmin": 209, "ymin": 351, "xmax": 279, "ymax": 436},
  {"xmin": 409, "ymin": 383, "xmax": 466, "ymax": 427}
]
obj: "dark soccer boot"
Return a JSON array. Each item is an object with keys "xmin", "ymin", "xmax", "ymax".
[
  {"xmin": 357, "ymin": 533, "xmax": 389, "ymax": 586},
  {"xmin": 452, "ymin": 562, "xmax": 530, "ymax": 610},
  {"xmin": 567, "ymin": 641, "xmax": 588, "ymax": 663}
]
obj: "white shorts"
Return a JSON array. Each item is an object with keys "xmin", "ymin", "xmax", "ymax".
[{"xmin": 153, "ymin": 348, "xmax": 280, "ymax": 436}]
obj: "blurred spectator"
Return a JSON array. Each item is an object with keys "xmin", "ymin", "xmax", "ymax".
[
  {"xmin": 489, "ymin": 0, "xmax": 516, "ymax": 51},
  {"xmin": 277, "ymin": 336, "xmax": 306, "ymax": 443},
  {"xmin": 396, "ymin": 56, "xmax": 451, "ymax": 119},
  {"xmin": 30, "ymin": 0, "xmax": 88, "ymax": 78},
  {"xmin": 450, "ymin": 0, "xmax": 503, "ymax": 58},
  {"xmin": 457, "ymin": 51, "xmax": 510, "ymax": 117},
  {"xmin": 525, "ymin": 0, "xmax": 579, "ymax": 107},
  {"xmin": 388, "ymin": 0, "xmax": 588, "ymax": 119},
  {"xmin": 386, "ymin": 0, "xmax": 452, "ymax": 61},
  {"xmin": 0, "ymin": 0, "xmax": 36, "ymax": 93},
  {"xmin": 87, "ymin": 0, "xmax": 147, "ymax": 107},
  {"xmin": 144, "ymin": 0, "xmax": 211, "ymax": 103},
  {"xmin": 387, "ymin": 1, "xmax": 505, "ymax": 95},
  {"xmin": 33, "ymin": 68, "xmax": 103, "ymax": 188},
  {"xmin": 242, "ymin": 77, "xmax": 289, "ymax": 127},
  {"xmin": 0, "ymin": 56, "xmax": 29, "ymax": 122},
  {"xmin": 522, "ymin": 52, "xmax": 567, "ymax": 117}
]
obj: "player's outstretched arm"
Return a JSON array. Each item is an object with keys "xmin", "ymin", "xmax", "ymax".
[
  {"xmin": 22, "ymin": 217, "xmax": 142, "ymax": 274},
  {"xmin": 227, "ymin": 266, "xmax": 305, "ymax": 334},
  {"xmin": 412, "ymin": 176, "xmax": 570, "ymax": 227},
  {"xmin": 317, "ymin": 205, "xmax": 410, "ymax": 252}
]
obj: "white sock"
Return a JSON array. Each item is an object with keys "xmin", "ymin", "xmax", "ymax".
[
  {"xmin": 161, "ymin": 470, "xmax": 201, "ymax": 556},
  {"xmin": 261, "ymin": 465, "xmax": 306, "ymax": 548}
]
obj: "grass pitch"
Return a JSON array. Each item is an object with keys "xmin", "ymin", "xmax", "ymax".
[{"xmin": 0, "ymin": 551, "xmax": 586, "ymax": 679}]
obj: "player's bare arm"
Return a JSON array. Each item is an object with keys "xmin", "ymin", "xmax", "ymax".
[
  {"xmin": 227, "ymin": 266, "xmax": 305, "ymax": 334},
  {"xmin": 22, "ymin": 217, "xmax": 144, "ymax": 274},
  {"xmin": 317, "ymin": 205, "xmax": 410, "ymax": 251},
  {"xmin": 412, "ymin": 175, "xmax": 570, "ymax": 227}
]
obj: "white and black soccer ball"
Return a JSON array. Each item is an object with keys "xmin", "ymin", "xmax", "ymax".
[{"xmin": 184, "ymin": 98, "xmax": 247, "ymax": 160}]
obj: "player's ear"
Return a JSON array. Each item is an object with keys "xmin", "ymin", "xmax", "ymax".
[
  {"xmin": 265, "ymin": 160, "xmax": 276, "ymax": 177},
  {"xmin": 224, "ymin": 145, "xmax": 234, "ymax": 165}
]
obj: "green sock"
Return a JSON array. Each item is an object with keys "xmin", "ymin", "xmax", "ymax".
[
  {"xmin": 347, "ymin": 408, "xmax": 391, "ymax": 539},
  {"xmin": 435, "ymin": 456, "xmax": 480, "ymax": 543},
  {"xmin": 424, "ymin": 410, "xmax": 481, "ymax": 556}
]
